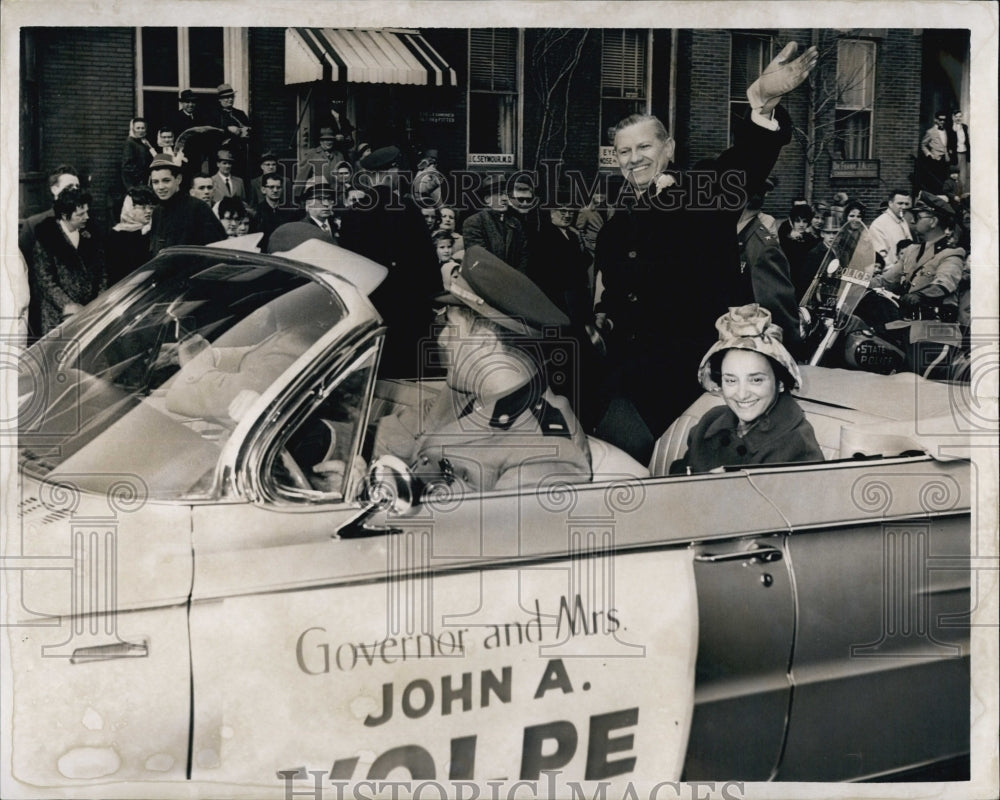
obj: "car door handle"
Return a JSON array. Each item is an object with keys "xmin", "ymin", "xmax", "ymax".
[
  {"xmin": 70, "ymin": 638, "xmax": 149, "ymax": 664},
  {"xmin": 694, "ymin": 543, "xmax": 784, "ymax": 564}
]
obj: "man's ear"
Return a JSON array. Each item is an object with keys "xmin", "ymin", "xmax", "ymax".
[{"xmin": 664, "ymin": 137, "xmax": 676, "ymax": 164}]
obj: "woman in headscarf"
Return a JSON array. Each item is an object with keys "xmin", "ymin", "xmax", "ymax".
[
  {"xmin": 31, "ymin": 186, "xmax": 106, "ymax": 335},
  {"xmin": 668, "ymin": 304, "xmax": 823, "ymax": 475},
  {"xmin": 106, "ymin": 185, "xmax": 158, "ymax": 284}
]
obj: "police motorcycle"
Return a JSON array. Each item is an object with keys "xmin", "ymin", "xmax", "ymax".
[{"xmin": 799, "ymin": 220, "xmax": 968, "ymax": 381}]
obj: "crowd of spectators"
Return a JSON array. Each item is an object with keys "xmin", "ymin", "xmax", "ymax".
[{"xmin": 14, "ymin": 74, "xmax": 973, "ymax": 469}]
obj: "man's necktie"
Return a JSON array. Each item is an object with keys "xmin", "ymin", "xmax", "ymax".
[
  {"xmin": 320, "ymin": 220, "xmax": 329, "ymax": 233},
  {"xmin": 225, "ymin": 178, "xmax": 232, "ymax": 196}
]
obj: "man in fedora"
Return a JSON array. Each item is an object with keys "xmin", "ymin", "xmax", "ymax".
[
  {"xmin": 250, "ymin": 151, "xmax": 292, "ymax": 208},
  {"xmin": 301, "ymin": 127, "xmax": 352, "ymax": 189},
  {"xmin": 298, "ymin": 181, "xmax": 337, "ymax": 242},
  {"xmin": 212, "ymin": 83, "xmax": 251, "ymax": 177},
  {"xmin": 374, "ymin": 246, "xmax": 592, "ymax": 493},
  {"xmin": 461, "ymin": 174, "xmax": 529, "ymax": 274},
  {"xmin": 168, "ymin": 88, "xmax": 204, "ymax": 138},
  {"xmin": 211, "ymin": 149, "xmax": 246, "ymax": 204}
]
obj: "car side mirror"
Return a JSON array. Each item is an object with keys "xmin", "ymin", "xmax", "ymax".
[
  {"xmin": 366, "ymin": 455, "xmax": 416, "ymax": 515},
  {"xmin": 336, "ymin": 455, "xmax": 415, "ymax": 539}
]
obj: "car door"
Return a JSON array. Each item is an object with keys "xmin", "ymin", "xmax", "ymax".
[
  {"xmin": 749, "ymin": 457, "xmax": 971, "ymax": 781},
  {"xmin": 6, "ymin": 477, "xmax": 193, "ymax": 788}
]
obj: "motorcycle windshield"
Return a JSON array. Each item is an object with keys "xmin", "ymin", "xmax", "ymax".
[{"xmin": 811, "ymin": 220, "xmax": 878, "ymax": 326}]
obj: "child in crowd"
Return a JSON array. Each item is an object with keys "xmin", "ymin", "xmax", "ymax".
[{"xmin": 432, "ymin": 229, "xmax": 460, "ymax": 290}]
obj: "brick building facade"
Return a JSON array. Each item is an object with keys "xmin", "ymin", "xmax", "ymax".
[{"xmin": 19, "ymin": 27, "xmax": 967, "ymax": 230}]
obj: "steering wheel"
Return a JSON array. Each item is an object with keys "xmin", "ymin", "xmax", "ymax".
[{"xmin": 279, "ymin": 449, "xmax": 313, "ymax": 491}]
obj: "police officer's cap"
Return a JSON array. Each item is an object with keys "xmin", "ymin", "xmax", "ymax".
[
  {"xmin": 360, "ymin": 146, "xmax": 401, "ymax": 171},
  {"xmin": 259, "ymin": 151, "xmax": 278, "ymax": 163},
  {"xmin": 435, "ymin": 246, "xmax": 569, "ymax": 337},
  {"xmin": 913, "ymin": 191, "xmax": 956, "ymax": 223}
]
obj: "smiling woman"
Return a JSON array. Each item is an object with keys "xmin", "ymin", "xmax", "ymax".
[{"xmin": 668, "ymin": 304, "xmax": 823, "ymax": 475}]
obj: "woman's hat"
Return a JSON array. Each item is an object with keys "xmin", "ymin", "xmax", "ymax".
[{"xmin": 697, "ymin": 304, "xmax": 802, "ymax": 393}]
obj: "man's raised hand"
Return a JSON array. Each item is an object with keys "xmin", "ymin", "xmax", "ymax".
[{"xmin": 748, "ymin": 41, "xmax": 819, "ymax": 115}]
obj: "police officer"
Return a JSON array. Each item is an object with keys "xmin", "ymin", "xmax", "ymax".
[
  {"xmin": 374, "ymin": 246, "xmax": 592, "ymax": 493},
  {"xmin": 736, "ymin": 186, "xmax": 804, "ymax": 359}
]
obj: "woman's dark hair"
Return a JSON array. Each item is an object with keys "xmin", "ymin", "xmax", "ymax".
[
  {"xmin": 708, "ymin": 350, "xmax": 795, "ymax": 393},
  {"xmin": 788, "ymin": 204, "xmax": 814, "ymax": 223},
  {"xmin": 217, "ymin": 196, "xmax": 249, "ymax": 220},
  {"xmin": 843, "ymin": 199, "xmax": 867, "ymax": 221},
  {"xmin": 53, "ymin": 186, "xmax": 92, "ymax": 219},
  {"xmin": 127, "ymin": 185, "xmax": 158, "ymax": 207}
]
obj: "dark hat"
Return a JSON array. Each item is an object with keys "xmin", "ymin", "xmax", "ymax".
[
  {"xmin": 913, "ymin": 191, "xmax": 955, "ymax": 222},
  {"xmin": 420, "ymin": 149, "xmax": 439, "ymax": 163},
  {"xmin": 217, "ymin": 83, "xmax": 236, "ymax": 97},
  {"xmin": 480, "ymin": 174, "xmax": 508, "ymax": 199},
  {"xmin": 318, "ymin": 127, "xmax": 337, "ymax": 140},
  {"xmin": 435, "ymin": 246, "xmax": 569, "ymax": 336},
  {"xmin": 301, "ymin": 180, "xmax": 334, "ymax": 202},
  {"xmin": 258, "ymin": 151, "xmax": 278, "ymax": 163},
  {"xmin": 179, "ymin": 89, "xmax": 197, "ymax": 102},
  {"xmin": 216, "ymin": 149, "xmax": 234, "ymax": 162},
  {"xmin": 812, "ymin": 201, "xmax": 831, "ymax": 213},
  {"xmin": 360, "ymin": 145, "xmax": 401, "ymax": 171}
]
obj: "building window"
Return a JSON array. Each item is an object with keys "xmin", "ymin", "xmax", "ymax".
[
  {"xmin": 729, "ymin": 32, "xmax": 774, "ymax": 144},
  {"xmin": 468, "ymin": 29, "xmax": 520, "ymax": 165},
  {"xmin": 136, "ymin": 28, "xmax": 245, "ymax": 132},
  {"xmin": 600, "ymin": 30, "xmax": 648, "ymax": 147},
  {"xmin": 834, "ymin": 39, "xmax": 876, "ymax": 159}
]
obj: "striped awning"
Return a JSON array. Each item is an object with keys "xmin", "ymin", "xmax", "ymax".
[{"xmin": 285, "ymin": 28, "xmax": 457, "ymax": 87}]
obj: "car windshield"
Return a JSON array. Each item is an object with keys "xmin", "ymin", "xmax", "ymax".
[{"xmin": 19, "ymin": 251, "xmax": 347, "ymax": 500}]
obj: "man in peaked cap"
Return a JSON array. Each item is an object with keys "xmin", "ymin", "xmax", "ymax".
[
  {"xmin": 373, "ymin": 246, "xmax": 592, "ymax": 493},
  {"xmin": 869, "ymin": 191, "xmax": 965, "ymax": 320}
]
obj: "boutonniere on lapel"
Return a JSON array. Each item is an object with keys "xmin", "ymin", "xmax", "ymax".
[
  {"xmin": 80, "ymin": 230, "xmax": 91, "ymax": 239},
  {"xmin": 651, "ymin": 172, "xmax": 676, "ymax": 198}
]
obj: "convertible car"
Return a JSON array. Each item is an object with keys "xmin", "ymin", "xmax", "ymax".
[{"xmin": 5, "ymin": 243, "xmax": 971, "ymax": 796}]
